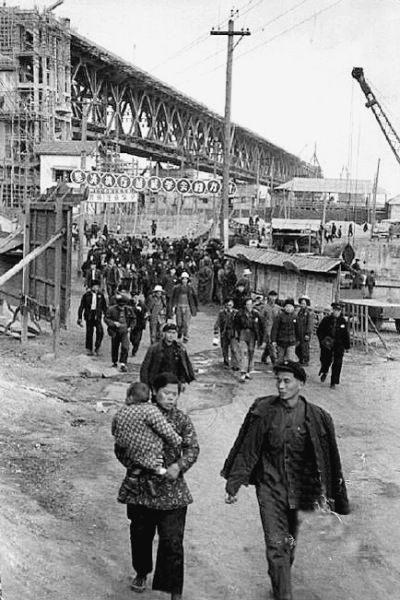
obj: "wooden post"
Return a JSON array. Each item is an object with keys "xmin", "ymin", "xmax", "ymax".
[
  {"xmin": 21, "ymin": 190, "xmax": 31, "ymax": 345},
  {"xmin": 77, "ymin": 100, "xmax": 89, "ymax": 276},
  {"xmin": 52, "ymin": 196, "xmax": 64, "ymax": 356}
]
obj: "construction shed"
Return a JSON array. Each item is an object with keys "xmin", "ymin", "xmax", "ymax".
[{"xmin": 225, "ymin": 245, "xmax": 341, "ymax": 308}]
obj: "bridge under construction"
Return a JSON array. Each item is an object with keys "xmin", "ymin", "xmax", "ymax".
[{"xmin": 0, "ymin": 5, "xmax": 320, "ymax": 208}]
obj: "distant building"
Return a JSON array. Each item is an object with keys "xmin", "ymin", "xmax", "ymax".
[
  {"xmin": 35, "ymin": 141, "xmax": 97, "ymax": 194},
  {"xmin": 388, "ymin": 195, "xmax": 400, "ymax": 221}
]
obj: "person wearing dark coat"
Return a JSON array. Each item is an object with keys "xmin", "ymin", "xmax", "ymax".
[
  {"xmin": 140, "ymin": 323, "xmax": 195, "ymax": 390},
  {"xmin": 234, "ymin": 297, "xmax": 263, "ymax": 383},
  {"xmin": 295, "ymin": 296, "xmax": 314, "ymax": 366},
  {"xmin": 77, "ymin": 280, "xmax": 107, "ymax": 355},
  {"xmin": 129, "ymin": 293, "xmax": 148, "ymax": 357},
  {"xmin": 316, "ymin": 302, "xmax": 350, "ymax": 389},
  {"xmin": 171, "ymin": 273, "xmax": 198, "ymax": 342},
  {"xmin": 270, "ymin": 298, "xmax": 299, "ymax": 362},
  {"xmin": 105, "ymin": 293, "xmax": 136, "ymax": 372},
  {"xmin": 221, "ymin": 360, "xmax": 349, "ymax": 600}
]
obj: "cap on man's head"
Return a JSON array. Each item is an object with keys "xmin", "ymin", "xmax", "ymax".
[
  {"xmin": 163, "ymin": 322, "xmax": 177, "ymax": 333},
  {"xmin": 273, "ymin": 360, "xmax": 307, "ymax": 383},
  {"xmin": 181, "ymin": 272, "xmax": 189, "ymax": 279},
  {"xmin": 268, "ymin": 290, "xmax": 278, "ymax": 297},
  {"xmin": 243, "ymin": 268, "xmax": 251, "ymax": 275},
  {"xmin": 331, "ymin": 302, "xmax": 342, "ymax": 310},
  {"xmin": 91, "ymin": 279, "xmax": 100, "ymax": 287},
  {"xmin": 283, "ymin": 297, "xmax": 295, "ymax": 307},
  {"xmin": 153, "ymin": 284, "xmax": 163, "ymax": 293}
]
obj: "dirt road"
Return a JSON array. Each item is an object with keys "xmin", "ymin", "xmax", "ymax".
[{"xmin": 0, "ymin": 279, "xmax": 400, "ymax": 600}]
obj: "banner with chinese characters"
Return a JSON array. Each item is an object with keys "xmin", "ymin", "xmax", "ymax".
[{"xmin": 70, "ymin": 170, "xmax": 236, "ymax": 196}]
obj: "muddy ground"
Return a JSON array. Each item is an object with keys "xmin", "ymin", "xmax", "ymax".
[{"xmin": 1, "ymin": 268, "xmax": 400, "ymax": 600}]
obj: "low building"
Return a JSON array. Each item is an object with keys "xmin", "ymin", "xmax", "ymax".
[
  {"xmin": 388, "ymin": 195, "xmax": 400, "ymax": 221},
  {"xmin": 35, "ymin": 141, "xmax": 97, "ymax": 194},
  {"xmin": 225, "ymin": 244, "xmax": 341, "ymax": 309}
]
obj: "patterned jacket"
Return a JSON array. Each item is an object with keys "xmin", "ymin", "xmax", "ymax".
[
  {"xmin": 115, "ymin": 407, "xmax": 200, "ymax": 509},
  {"xmin": 221, "ymin": 395, "xmax": 350, "ymax": 515},
  {"xmin": 270, "ymin": 310, "xmax": 298, "ymax": 346},
  {"xmin": 112, "ymin": 403, "xmax": 182, "ymax": 471}
]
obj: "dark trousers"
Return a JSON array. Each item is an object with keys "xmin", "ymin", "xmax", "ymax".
[
  {"xmin": 221, "ymin": 334, "xmax": 240, "ymax": 368},
  {"xmin": 319, "ymin": 345, "xmax": 345, "ymax": 384},
  {"xmin": 295, "ymin": 340, "xmax": 310, "ymax": 365},
  {"xmin": 256, "ymin": 482, "xmax": 299, "ymax": 600},
  {"xmin": 261, "ymin": 340, "xmax": 277, "ymax": 365},
  {"xmin": 127, "ymin": 504, "xmax": 187, "ymax": 595},
  {"xmin": 111, "ymin": 329, "xmax": 129, "ymax": 365},
  {"xmin": 85, "ymin": 316, "xmax": 103, "ymax": 352},
  {"xmin": 130, "ymin": 327, "xmax": 143, "ymax": 356}
]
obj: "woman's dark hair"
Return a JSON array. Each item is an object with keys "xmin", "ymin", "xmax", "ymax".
[{"xmin": 153, "ymin": 372, "xmax": 180, "ymax": 392}]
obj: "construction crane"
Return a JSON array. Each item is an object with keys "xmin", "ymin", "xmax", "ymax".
[{"xmin": 352, "ymin": 67, "xmax": 400, "ymax": 166}]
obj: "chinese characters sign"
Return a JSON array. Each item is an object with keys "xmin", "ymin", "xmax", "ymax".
[{"xmin": 70, "ymin": 170, "xmax": 232, "ymax": 196}]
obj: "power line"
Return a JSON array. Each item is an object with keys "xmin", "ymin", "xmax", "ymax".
[
  {"xmin": 173, "ymin": 0, "xmax": 312, "ymax": 83},
  {"xmin": 202, "ymin": 0, "xmax": 344, "ymax": 77},
  {"xmin": 149, "ymin": 0, "xmax": 260, "ymax": 72}
]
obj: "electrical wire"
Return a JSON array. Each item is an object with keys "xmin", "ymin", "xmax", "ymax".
[
  {"xmin": 198, "ymin": 0, "xmax": 345, "ymax": 78},
  {"xmin": 174, "ymin": 0, "xmax": 314, "ymax": 83},
  {"xmin": 149, "ymin": 0, "xmax": 261, "ymax": 72}
]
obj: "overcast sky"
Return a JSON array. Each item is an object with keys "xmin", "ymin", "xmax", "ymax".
[{"xmin": 10, "ymin": 0, "xmax": 400, "ymax": 195}]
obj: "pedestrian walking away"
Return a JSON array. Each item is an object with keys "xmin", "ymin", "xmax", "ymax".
[
  {"xmin": 171, "ymin": 272, "xmax": 198, "ymax": 342},
  {"xmin": 140, "ymin": 323, "xmax": 195, "ymax": 390},
  {"xmin": 317, "ymin": 302, "xmax": 350, "ymax": 389},
  {"xmin": 114, "ymin": 372, "xmax": 200, "ymax": 600},
  {"xmin": 105, "ymin": 292, "xmax": 136, "ymax": 372},
  {"xmin": 365, "ymin": 270, "xmax": 376, "ymax": 298},
  {"xmin": 213, "ymin": 297, "xmax": 240, "ymax": 370},
  {"xmin": 77, "ymin": 280, "xmax": 107, "ymax": 356},
  {"xmin": 221, "ymin": 360, "xmax": 350, "ymax": 600}
]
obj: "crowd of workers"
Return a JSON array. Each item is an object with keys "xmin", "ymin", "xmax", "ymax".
[{"xmin": 75, "ymin": 226, "xmax": 353, "ymax": 600}]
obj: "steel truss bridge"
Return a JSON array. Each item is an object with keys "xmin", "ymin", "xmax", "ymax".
[{"xmin": 70, "ymin": 33, "xmax": 319, "ymax": 185}]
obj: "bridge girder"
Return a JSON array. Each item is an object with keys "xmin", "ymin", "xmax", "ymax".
[{"xmin": 71, "ymin": 33, "xmax": 319, "ymax": 184}]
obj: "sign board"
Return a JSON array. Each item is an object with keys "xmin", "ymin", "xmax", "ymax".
[{"xmin": 70, "ymin": 170, "xmax": 224, "ymax": 195}]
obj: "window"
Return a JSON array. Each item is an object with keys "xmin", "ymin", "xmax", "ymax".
[{"xmin": 53, "ymin": 168, "xmax": 73, "ymax": 183}]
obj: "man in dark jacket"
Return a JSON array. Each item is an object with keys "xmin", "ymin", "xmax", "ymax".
[
  {"xmin": 105, "ymin": 292, "xmax": 136, "ymax": 372},
  {"xmin": 140, "ymin": 323, "xmax": 195, "ymax": 390},
  {"xmin": 271, "ymin": 298, "xmax": 298, "ymax": 362},
  {"xmin": 234, "ymin": 297, "xmax": 263, "ymax": 383},
  {"xmin": 129, "ymin": 293, "xmax": 148, "ymax": 357},
  {"xmin": 221, "ymin": 360, "xmax": 349, "ymax": 600},
  {"xmin": 77, "ymin": 280, "xmax": 107, "ymax": 356},
  {"xmin": 171, "ymin": 272, "xmax": 198, "ymax": 342},
  {"xmin": 317, "ymin": 302, "xmax": 350, "ymax": 389},
  {"xmin": 213, "ymin": 297, "xmax": 239, "ymax": 370}
]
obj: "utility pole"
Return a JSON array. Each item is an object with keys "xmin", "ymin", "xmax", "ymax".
[
  {"xmin": 370, "ymin": 158, "xmax": 380, "ymax": 239},
  {"xmin": 211, "ymin": 13, "xmax": 250, "ymax": 249}
]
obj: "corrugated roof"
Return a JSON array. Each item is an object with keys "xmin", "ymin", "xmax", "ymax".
[
  {"xmin": 277, "ymin": 177, "xmax": 386, "ymax": 195},
  {"xmin": 0, "ymin": 229, "xmax": 23, "ymax": 254},
  {"xmin": 225, "ymin": 244, "xmax": 341, "ymax": 273},
  {"xmin": 35, "ymin": 141, "xmax": 97, "ymax": 156},
  {"xmin": 271, "ymin": 218, "xmax": 321, "ymax": 232}
]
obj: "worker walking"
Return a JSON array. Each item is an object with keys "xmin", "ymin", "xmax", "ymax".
[{"xmin": 317, "ymin": 302, "xmax": 350, "ymax": 389}]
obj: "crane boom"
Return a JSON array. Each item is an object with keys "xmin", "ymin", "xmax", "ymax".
[{"xmin": 352, "ymin": 67, "xmax": 400, "ymax": 166}]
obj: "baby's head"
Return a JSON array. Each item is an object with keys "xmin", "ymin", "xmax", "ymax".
[{"xmin": 125, "ymin": 382, "xmax": 150, "ymax": 405}]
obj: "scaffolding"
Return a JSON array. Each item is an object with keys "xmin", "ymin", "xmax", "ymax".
[{"xmin": 0, "ymin": 6, "xmax": 72, "ymax": 208}]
